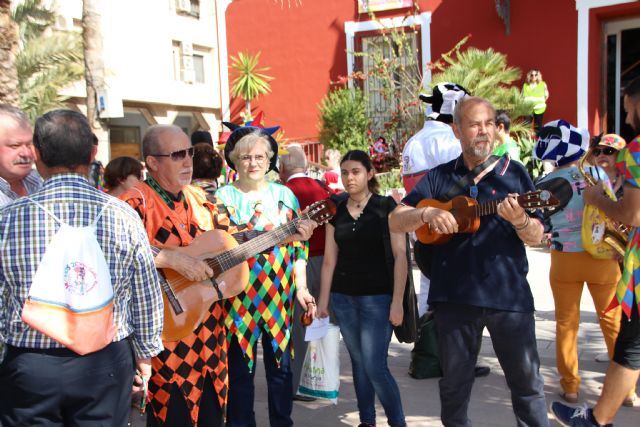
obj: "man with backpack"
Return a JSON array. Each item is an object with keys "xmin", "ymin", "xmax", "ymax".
[{"xmin": 0, "ymin": 110, "xmax": 164, "ymax": 426}]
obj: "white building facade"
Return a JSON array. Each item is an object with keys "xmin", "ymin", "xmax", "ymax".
[{"xmin": 56, "ymin": 0, "xmax": 231, "ymax": 162}]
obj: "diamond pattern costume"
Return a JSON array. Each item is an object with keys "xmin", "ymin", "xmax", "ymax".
[
  {"xmin": 214, "ymin": 183, "xmax": 308, "ymax": 371},
  {"xmin": 615, "ymin": 135, "xmax": 640, "ymax": 317}
]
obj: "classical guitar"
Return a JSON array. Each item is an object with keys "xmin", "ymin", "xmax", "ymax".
[
  {"xmin": 415, "ymin": 190, "xmax": 559, "ymax": 245},
  {"xmin": 160, "ymin": 198, "xmax": 336, "ymax": 341}
]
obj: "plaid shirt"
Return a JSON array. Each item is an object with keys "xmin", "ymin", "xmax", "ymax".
[
  {"xmin": 0, "ymin": 174, "xmax": 164, "ymax": 359},
  {"xmin": 0, "ymin": 169, "xmax": 42, "ymax": 207}
]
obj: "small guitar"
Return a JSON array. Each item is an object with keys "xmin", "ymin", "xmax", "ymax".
[
  {"xmin": 160, "ymin": 198, "xmax": 336, "ymax": 341},
  {"xmin": 415, "ymin": 190, "xmax": 559, "ymax": 245}
]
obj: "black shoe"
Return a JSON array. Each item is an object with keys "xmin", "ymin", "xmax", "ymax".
[
  {"xmin": 474, "ymin": 366, "xmax": 490, "ymax": 377},
  {"xmin": 293, "ymin": 394, "xmax": 316, "ymax": 402}
]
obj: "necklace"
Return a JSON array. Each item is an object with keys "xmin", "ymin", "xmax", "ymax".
[{"xmin": 349, "ymin": 192, "xmax": 371, "ymax": 208}]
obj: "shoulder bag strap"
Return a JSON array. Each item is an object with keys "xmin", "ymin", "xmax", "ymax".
[{"xmin": 443, "ymin": 155, "xmax": 501, "ymax": 200}]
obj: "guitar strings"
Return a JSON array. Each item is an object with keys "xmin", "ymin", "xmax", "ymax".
[{"xmin": 162, "ymin": 210, "xmax": 318, "ymax": 289}]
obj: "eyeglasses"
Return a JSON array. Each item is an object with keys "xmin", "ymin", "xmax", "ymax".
[
  {"xmin": 238, "ymin": 154, "xmax": 267, "ymax": 164},
  {"xmin": 591, "ymin": 147, "xmax": 617, "ymax": 156},
  {"xmin": 150, "ymin": 147, "xmax": 194, "ymax": 161}
]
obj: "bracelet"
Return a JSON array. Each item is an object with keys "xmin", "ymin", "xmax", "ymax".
[{"xmin": 513, "ymin": 215, "xmax": 530, "ymax": 231}]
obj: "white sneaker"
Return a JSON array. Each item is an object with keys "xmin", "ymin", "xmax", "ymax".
[{"xmin": 594, "ymin": 352, "xmax": 609, "ymax": 362}]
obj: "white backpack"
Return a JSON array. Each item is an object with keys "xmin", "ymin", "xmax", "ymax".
[{"xmin": 21, "ymin": 197, "xmax": 117, "ymax": 355}]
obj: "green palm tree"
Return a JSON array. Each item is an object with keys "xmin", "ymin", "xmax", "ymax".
[
  {"xmin": 229, "ymin": 51, "xmax": 273, "ymax": 121},
  {"xmin": 0, "ymin": 0, "xmax": 20, "ymax": 105},
  {"xmin": 431, "ymin": 37, "xmax": 541, "ymax": 176},
  {"xmin": 13, "ymin": 0, "xmax": 83, "ymax": 120}
]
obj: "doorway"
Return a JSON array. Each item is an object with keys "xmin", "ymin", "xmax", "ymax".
[{"xmin": 605, "ymin": 18, "xmax": 640, "ymax": 142}]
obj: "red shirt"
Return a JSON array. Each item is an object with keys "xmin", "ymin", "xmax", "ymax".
[{"xmin": 285, "ymin": 176, "xmax": 331, "ymax": 257}]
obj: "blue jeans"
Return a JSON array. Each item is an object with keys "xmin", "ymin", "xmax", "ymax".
[
  {"xmin": 226, "ymin": 333, "xmax": 293, "ymax": 427},
  {"xmin": 434, "ymin": 303, "xmax": 549, "ymax": 427},
  {"xmin": 331, "ymin": 293, "xmax": 406, "ymax": 427}
]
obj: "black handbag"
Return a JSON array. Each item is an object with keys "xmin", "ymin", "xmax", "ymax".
[{"xmin": 376, "ymin": 196, "xmax": 419, "ymax": 344}]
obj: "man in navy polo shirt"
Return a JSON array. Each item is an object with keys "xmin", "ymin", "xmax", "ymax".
[{"xmin": 390, "ymin": 96, "xmax": 549, "ymax": 427}]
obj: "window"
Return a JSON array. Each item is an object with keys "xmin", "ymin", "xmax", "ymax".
[
  {"xmin": 172, "ymin": 41, "xmax": 209, "ymax": 84},
  {"xmin": 175, "ymin": 0, "xmax": 200, "ymax": 18},
  {"xmin": 193, "ymin": 54, "xmax": 205, "ymax": 84},
  {"xmin": 358, "ymin": 31, "xmax": 421, "ymax": 140}
]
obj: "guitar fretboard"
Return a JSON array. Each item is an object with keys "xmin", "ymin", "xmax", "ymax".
[
  {"xmin": 205, "ymin": 212, "xmax": 311, "ymax": 273},
  {"xmin": 471, "ymin": 194, "xmax": 542, "ymax": 217}
]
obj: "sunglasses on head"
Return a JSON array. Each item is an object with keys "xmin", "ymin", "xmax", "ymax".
[
  {"xmin": 591, "ymin": 147, "xmax": 617, "ymax": 156},
  {"xmin": 151, "ymin": 147, "xmax": 195, "ymax": 161}
]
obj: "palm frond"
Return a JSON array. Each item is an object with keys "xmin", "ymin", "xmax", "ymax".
[{"xmin": 16, "ymin": 31, "xmax": 82, "ymax": 77}]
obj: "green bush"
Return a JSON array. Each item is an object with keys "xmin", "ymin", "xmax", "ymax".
[
  {"xmin": 318, "ymin": 87, "xmax": 369, "ymax": 153},
  {"xmin": 376, "ymin": 168, "xmax": 402, "ymax": 194}
]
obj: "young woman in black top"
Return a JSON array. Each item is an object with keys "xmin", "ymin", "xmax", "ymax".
[{"xmin": 317, "ymin": 150, "xmax": 407, "ymax": 427}]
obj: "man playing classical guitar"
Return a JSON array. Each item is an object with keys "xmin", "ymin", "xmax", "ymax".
[
  {"xmin": 389, "ymin": 96, "xmax": 549, "ymax": 427},
  {"xmin": 119, "ymin": 124, "xmax": 315, "ymax": 427}
]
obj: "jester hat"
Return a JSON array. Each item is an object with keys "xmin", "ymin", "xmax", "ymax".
[
  {"xmin": 534, "ymin": 119, "xmax": 589, "ymax": 167},
  {"xmin": 222, "ymin": 113, "xmax": 280, "ymax": 172}
]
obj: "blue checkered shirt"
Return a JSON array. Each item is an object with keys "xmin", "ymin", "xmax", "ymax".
[
  {"xmin": 0, "ymin": 169, "xmax": 43, "ymax": 207},
  {"xmin": 0, "ymin": 174, "xmax": 164, "ymax": 359}
]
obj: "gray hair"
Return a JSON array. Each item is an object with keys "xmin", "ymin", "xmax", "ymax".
[
  {"xmin": 0, "ymin": 104, "xmax": 31, "ymax": 129},
  {"xmin": 453, "ymin": 96, "xmax": 496, "ymax": 127},
  {"xmin": 228, "ymin": 131, "xmax": 274, "ymax": 165},
  {"xmin": 142, "ymin": 124, "xmax": 184, "ymax": 158},
  {"xmin": 279, "ymin": 144, "xmax": 307, "ymax": 170}
]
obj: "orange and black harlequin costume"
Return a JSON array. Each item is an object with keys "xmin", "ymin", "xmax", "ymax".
[{"xmin": 120, "ymin": 179, "xmax": 236, "ymax": 426}]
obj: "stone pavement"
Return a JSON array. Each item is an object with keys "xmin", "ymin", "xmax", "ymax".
[{"xmin": 129, "ymin": 247, "xmax": 639, "ymax": 426}]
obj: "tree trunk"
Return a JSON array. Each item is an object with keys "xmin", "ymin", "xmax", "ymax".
[
  {"xmin": 82, "ymin": 0, "xmax": 109, "ymax": 160},
  {"xmin": 0, "ymin": 0, "xmax": 20, "ymax": 106}
]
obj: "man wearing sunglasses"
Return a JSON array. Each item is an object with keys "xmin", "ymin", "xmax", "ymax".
[
  {"xmin": 120, "ymin": 124, "xmax": 315, "ymax": 427},
  {"xmin": 119, "ymin": 124, "xmax": 236, "ymax": 427}
]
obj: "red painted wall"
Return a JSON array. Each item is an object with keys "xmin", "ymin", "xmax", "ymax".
[{"xmin": 224, "ymin": 0, "xmax": 636, "ymax": 140}]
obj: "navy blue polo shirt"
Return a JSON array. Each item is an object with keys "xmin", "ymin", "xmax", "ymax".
[{"xmin": 403, "ymin": 155, "xmax": 541, "ymax": 312}]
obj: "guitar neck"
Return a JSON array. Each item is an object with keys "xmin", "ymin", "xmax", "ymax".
[
  {"xmin": 473, "ymin": 195, "xmax": 527, "ymax": 217},
  {"xmin": 209, "ymin": 213, "xmax": 309, "ymax": 273}
]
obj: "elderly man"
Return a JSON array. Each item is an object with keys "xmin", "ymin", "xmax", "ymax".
[
  {"xmin": 0, "ymin": 104, "xmax": 42, "ymax": 206},
  {"xmin": 120, "ymin": 125, "xmax": 315, "ymax": 427},
  {"xmin": 279, "ymin": 145, "xmax": 333, "ymax": 401},
  {"xmin": 390, "ymin": 97, "xmax": 549, "ymax": 427},
  {"xmin": 551, "ymin": 76, "xmax": 640, "ymax": 427},
  {"xmin": 0, "ymin": 110, "xmax": 163, "ymax": 426}
]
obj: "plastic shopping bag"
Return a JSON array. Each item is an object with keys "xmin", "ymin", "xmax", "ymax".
[{"xmin": 297, "ymin": 323, "xmax": 340, "ymax": 403}]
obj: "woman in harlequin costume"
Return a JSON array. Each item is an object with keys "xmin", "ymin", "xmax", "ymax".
[{"xmin": 216, "ymin": 120, "xmax": 317, "ymax": 427}]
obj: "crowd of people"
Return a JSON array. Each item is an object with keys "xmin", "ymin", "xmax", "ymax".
[{"xmin": 0, "ymin": 73, "xmax": 639, "ymax": 427}]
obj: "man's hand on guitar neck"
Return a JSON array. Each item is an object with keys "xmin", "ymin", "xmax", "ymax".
[
  {"xmin": 496, "ymin": 194, "xmax": 544, "ymax": 245},
  {"xmin": 155, "ymin": 248, "xmax": 213, "ymax": 282}
]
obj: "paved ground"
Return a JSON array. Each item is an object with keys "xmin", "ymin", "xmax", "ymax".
[{"xmin": 129, "ymin": 247, "xmax": 639, "ymax": 426}]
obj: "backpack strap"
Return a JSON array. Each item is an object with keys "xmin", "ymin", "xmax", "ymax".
[
  {"xmin": 91, "ymin": 197, "xmax": 116, "ymax": 226},
  {"xmin": 25, "ymin": 196, "xmax": 64, "ymax": 225},
  {"xmin": 26, "ymin": 196, "xmax": 116, "ymax": 227}
]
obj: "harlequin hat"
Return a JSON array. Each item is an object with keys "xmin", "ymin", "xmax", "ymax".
[
  {"xmin": 534, "ymin": 119, "xmax": 589, "ymax": 166},
  {"xmin": 591, "ymin": 133, "xmax": 626, "ymax": 151},
  {"xmin": 419, "ymin": 82, "xmax": 470, "ymax": 124},
  {"xmin": 222, "ymin": 115, "xmax": 280, "ymax": 172}
]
